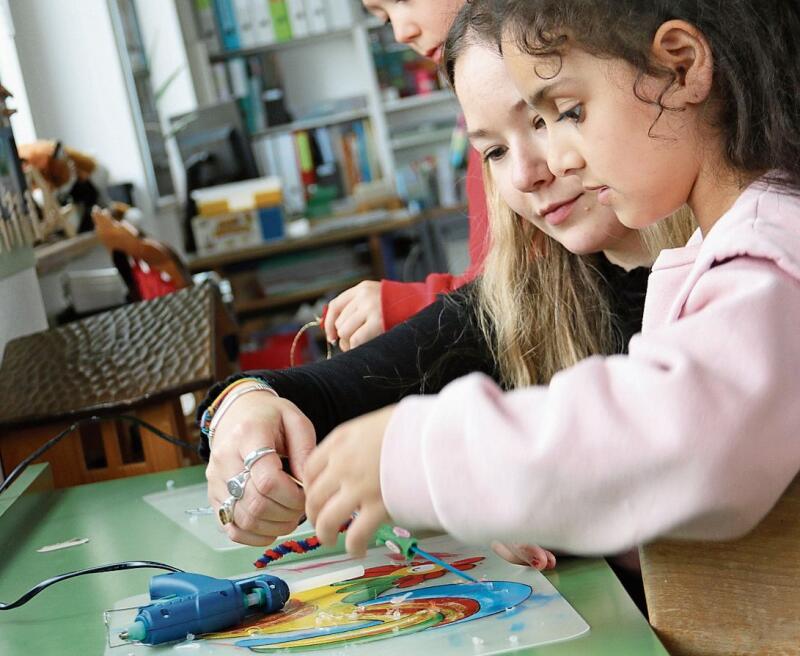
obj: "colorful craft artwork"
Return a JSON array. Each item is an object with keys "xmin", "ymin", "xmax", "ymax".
[
  {"xmin": 106, "ymin": 536, "xmax": 589, "ymax": 656},
  {"xmin": 206, "ymin": 556, "xmax": 531, "ymax": 651}
]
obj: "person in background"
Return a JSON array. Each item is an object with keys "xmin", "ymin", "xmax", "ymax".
[{"xmin": 324, "ymin": 0, "xmax": 483, "ymax": 351}]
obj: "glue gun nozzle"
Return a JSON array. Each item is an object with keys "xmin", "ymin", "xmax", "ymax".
[{"xmin": 118, "ymin": 631, "xmax": 130, "ymax": 641}]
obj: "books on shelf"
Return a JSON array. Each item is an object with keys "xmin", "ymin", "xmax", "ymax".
[
  {"xmin": 285, "ymin": 0, "xmax": 309, "ymax": 37},
  {"xmin": 395, "ymin": 145, "xmax": 465, "ymax": 211},
  {"xmin": 194, "ymin": 0, "xmax": 221, "ymax": 54},
  {"xmin": 249, "ymin": 0, "xmax": 276, "ymax": 45},
  {"xmin": 212, "ymin": 0, "xmax": 241, "ymax": 51},
  {"xmin": 304, "ymin": 0, "xmax": 328, "ymax": 35},
  {"xmin": 201, "ymin": 0, "xmax": 359, "ymax": 52},
  {"xmin": 270, "ymin": 0, "xmax": 293, "ymax": 41},
  {"xmin": 253, "ymin": 118, "xmax": 383, "ymax": 215}
]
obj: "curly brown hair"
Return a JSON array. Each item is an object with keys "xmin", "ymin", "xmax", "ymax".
[{"xmin": 493, "ymin": 0, "xmax": 800, "ymax": 194}]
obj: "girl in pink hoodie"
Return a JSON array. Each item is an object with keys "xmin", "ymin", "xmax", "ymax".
[{"xmin": 304, "ymin": 0, "xmax": 800, "ymax": 559}]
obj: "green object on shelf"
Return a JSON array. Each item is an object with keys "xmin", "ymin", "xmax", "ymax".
[
  {"xmin": 304, "ymin": 185, "xmax": 340, "ymax": 218},
  {"xmin": 269, "ymin": 0, "xmax": 293, "ymax": 43}
]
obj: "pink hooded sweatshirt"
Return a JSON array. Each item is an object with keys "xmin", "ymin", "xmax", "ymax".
[{"xmin": 380, "ymin": 178, "xmax": 800, "ymax": 555}]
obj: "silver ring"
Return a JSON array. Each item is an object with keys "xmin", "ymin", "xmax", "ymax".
[
  {"xmin": 218, "ymin": 496, "xmax": 237, "ymax": 525},
  {"xmin": 226, "ymin": 469, "xmax": 250, "ymax": 499},
  {"xmin": 243, "ymin": 447, "xmax": 276, "ymax": 471}
]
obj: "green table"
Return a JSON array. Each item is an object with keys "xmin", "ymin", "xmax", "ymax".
[{"xmin": 0, "ymin": 465, "xmax": 668, "ymax": 655}]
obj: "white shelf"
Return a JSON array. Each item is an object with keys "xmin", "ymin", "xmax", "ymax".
[
  {"xmin": 391, "ymin": 127, "xmax": 454, "ymax": 151},
  {"xmin": 383, "ymin": 89, "xmax": 456, "ymax": 113},
  {"xmin": 250, "ymin": 107, "xmax": 371, "ymax": 139},
  {"xmin": 209, "ymin": 25, "xmax": 360, "ymax": 62}
]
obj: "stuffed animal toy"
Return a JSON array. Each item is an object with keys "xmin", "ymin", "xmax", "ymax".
[{"xmin": 18, "ymin": 140, "xmax": 103, "ymax": 235}]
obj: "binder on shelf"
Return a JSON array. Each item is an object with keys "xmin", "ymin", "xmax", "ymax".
[
  {"xmin": 313, "ymin": 127, "xmax": 336, "ymax": 166},
  {"xmin": 194, "ymin": 0, "xmax": 221, "ymax": 55},
  {"xmin": 227, "ymin": 58, "xmax": 249, "ymax": 98},
  {"xmin": 304, "ymin": 0, "xmax": 328, "ymax": 34},
  {"xmin": 275, "ymin": 132, "xmax": 307, "ymax": 213},
  {"xmin": 213, "ymin": 0, "xmax": 241, "ymax": 51},
  {"xmin": 435, "ymin": 145, "xmax": 458, "ymax": 207},
  {"xmin": 363, "ymin": 120, "xmax": 381, "ymax": 181},
  {"xmin": 352, "ymin": 120, "xmax": 372, "ymax": 183},
  {"xmin": 212, "ymin": 62, "xmax": 232, "ymax": 101},
  {"xmin": 232, "ymin": 0, "xmax": 256, "ymax": 48},
  {"xmin": 248, "ymin": 74, "xmax": 267, "ymax": 133},
  {"xmin": 325, "ymin": 0, "xmax": 355, "ymax": 31},
  {"xmin": 253, "ymin": 136, "xmax": 281, "ymax": 179},
  {"xmin": 248, "ymin": 0, "xmax": 276, "ymax": 45},
  {"xmin": 285, "ymin": 0, "xmax": 309, "ymax": 38},
  {"xmin": 294, "ymin": 130, "xmax": 317, "ymax": 187},
  {"xmin": 269, "ymin": 0, "xmax": 293, "ymax": 42}
]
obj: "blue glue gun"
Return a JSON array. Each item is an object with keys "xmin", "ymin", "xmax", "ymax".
[{"xmin": 118, "ymin": 571, "xmax": 289, "ymax": 645}]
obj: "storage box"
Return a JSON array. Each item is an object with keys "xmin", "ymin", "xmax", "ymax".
[
  {"xmin": 190, "ymin": 177, "xmax": 286, "ymax": 255},
  {"xmin": 191, "ymin": 177, "xmax": 283, "ymax": 216}
]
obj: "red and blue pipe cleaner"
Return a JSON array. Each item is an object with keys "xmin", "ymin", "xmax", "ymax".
[{"xmin": 254, "ymin": 521, "xmax": 351, "ymax": 568}]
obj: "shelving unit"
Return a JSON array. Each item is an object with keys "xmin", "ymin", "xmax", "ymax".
[
  {"xmin": 177, "ymin": 0, "xmax": 462, "ymax": 207},
  {"xmin": 165, "ymin": 1, "xmax": 469, "ymax": 350},
  {"xmin": 382, "ymin": 89, "xmax": 456, "ymax": 113},
  {"xmin": 250, "ymin": 106, "xmax": 371, "ymax": 139},
  {"xmin": 233, "ymin": 274, "xmax": 369, "ymax": 314}
]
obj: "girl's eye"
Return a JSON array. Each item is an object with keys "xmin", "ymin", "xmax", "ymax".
[
  {"xmin": 556, "ymin": 104, "xmax": 583, "ymax": 123},
  {"xmin": 532, "ymin": 116, "xmax": 546, "ymax": 131},
  {"xmin": 483, "ymin": 146, "xmax": 507, "ymax": 162}
]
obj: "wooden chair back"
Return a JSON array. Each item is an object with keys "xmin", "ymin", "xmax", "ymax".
[
  {"xmin": 92, "ymin": 206, "xmax": 191, "ymax": 297},
  {"xmin": 640, "ymin": 475, "xmax": 800, "ymax": 655}
]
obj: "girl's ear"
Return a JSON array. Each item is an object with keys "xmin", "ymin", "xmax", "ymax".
[{"xmin": 651, "ymin": 20, "xmax": 714, "ymax": 107}]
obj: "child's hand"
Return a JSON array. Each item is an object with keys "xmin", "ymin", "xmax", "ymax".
[
  {"xmin": 491, "ymin": 541, "xmax": 557, "ymax": 570},
  {"xmin": 323, "ymin": 281, "xmax": 384, "ymax": 351},
  {"xmin": 304, "ymin": 405, "xmax": 396, "ymax": 556}
]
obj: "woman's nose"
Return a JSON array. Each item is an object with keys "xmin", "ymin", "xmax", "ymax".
[{"xmin": 511, "ymin": 153, "xmax": 552, "ymax": 192}]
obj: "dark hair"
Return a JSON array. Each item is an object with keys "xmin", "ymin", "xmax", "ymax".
[
  {"xmin": 442, "ymin": 0, "xmax": 498, "ymax": 88},
  {"xmin": 493, "ymin": 0, "xmax": 800, "ymax": 193}
]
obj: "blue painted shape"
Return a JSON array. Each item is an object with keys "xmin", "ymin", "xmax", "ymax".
[{"xmin": 361, "ymin": 581, "xmax": 533, "ymax": 628}]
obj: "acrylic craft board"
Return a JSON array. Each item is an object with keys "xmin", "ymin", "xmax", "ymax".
[
  {"xmin": 143, "ymin": 482, "xmax": 314, "ymax": 551},
  {"xmin": 104, "ymin": 535, "xmax": 589, "ymax": 655}
]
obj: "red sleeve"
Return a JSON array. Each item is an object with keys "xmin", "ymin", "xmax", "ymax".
[{"xmin": 382, "ymin": 149, "xmax": 489, "ymax": 330}]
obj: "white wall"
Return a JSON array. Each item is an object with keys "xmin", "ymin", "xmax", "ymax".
[
  {"xmin": 0, "ymin": 257, "xmax": 47, "ymax": 361},
  {"xmin": 7, "ymin": 0, "xmax": 153, "ymax": 215}
]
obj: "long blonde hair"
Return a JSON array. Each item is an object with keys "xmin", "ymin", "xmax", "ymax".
[{"xmin": 477, "ymin": 167, "xmax": 695, "ymax": 388}]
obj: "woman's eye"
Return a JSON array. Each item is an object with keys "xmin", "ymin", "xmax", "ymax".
[
  {"xmin": 556, "ymin": 104, "xmax": 583, "ymax": 123},
  {"xmin": 483, "ymin": 147, "xmax": 507, "ymax": 162},
  {"xmin": 532, "ymin": 116, "xmax": 546, "ymax": 130}
]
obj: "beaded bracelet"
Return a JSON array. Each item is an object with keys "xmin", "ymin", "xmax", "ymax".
[
  {"xmin": 200, "ymin": 377, "xmax": 270, "ymax": 436},
  {"xmin": 206, "ymin": 383, "xmax": 277, "ymax": 448}
]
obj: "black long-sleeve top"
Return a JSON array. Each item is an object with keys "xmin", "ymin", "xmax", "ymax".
[{"xmin": 198, "ymin": 257, "xmax": 649, "ymax": 459}]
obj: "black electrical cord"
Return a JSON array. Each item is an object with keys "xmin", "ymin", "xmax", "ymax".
[
  {"xmin": 0, "ymin": 561, "xmax": 183, "ymax": 610},
  {"xmin": 0, "ymin": 414, "xmax": 195, "ymax": 495}
]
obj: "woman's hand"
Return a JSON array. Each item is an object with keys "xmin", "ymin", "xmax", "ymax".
[
  {"xmin": 491, "ymin": 541, "xmax": 557, "ymax": 570},
  {"xmin": 304, "ymin": 405, "xmax": 395, "ymax": 556},
  {"xmin": 323, "ymin": 281, "xmax": 384, "ymax": 351},
  {"xmin": 206, "ymin": 392, "xmax": 316, "ymax": 546}
]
